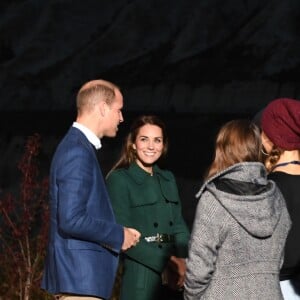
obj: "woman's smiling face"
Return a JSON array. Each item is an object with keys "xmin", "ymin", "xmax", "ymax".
[{"xmin": 133, "ymin": 124, "xmax": 164, "ymax": 172}]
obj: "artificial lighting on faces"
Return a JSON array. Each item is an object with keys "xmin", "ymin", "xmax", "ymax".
[{"xmin": 133, "ymin": 124, "xmax": 164, "ymax": 172}]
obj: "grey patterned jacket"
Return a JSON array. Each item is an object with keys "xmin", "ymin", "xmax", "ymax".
[{"xmin": 184, "ymin": 162, "xmax": 291, "ymax": 300}]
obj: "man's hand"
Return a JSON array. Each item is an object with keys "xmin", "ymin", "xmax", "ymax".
[{"xmin": 122, "ymin": 227, "xmax": 141, "ymax": 251}]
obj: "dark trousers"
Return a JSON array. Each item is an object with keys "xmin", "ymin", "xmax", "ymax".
[{"xmin": 159, "ymin": 286, "xmax": 184, "ymax": 300}]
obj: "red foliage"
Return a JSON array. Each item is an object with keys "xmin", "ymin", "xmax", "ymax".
[{"xmin": 0, "ymin": 133, "xmax": 51, "ymax": 300}]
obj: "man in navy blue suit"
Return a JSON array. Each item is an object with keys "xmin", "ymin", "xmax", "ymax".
[{"xmin": 41, "ymin": 79, "xmax": 141, "ymax": 300}]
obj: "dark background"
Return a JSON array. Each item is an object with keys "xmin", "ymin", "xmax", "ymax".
[{"xmin": 1, "ymin": 0, "xmax": 300, "ymax": 228}]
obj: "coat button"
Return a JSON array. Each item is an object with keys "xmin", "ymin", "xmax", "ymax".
[
  {"xmin": 154, "ymin": 222, "xmax": 158, "ymax": 227},
  {"xmin": 158, "ymin": 244, "xmax": 162, "ymax": 249},
  {"xmin": 169, "ymin": 221, "xmax": 173, "ymax": 226}
]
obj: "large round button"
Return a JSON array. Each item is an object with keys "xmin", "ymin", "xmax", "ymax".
[{"xmin": 153, "ymin": 222, "xmax": 158, "ymax": 227}]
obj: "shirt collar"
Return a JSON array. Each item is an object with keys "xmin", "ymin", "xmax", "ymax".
[{"xmin": 73, "ymin": 122, "xmax": 102, "ymax": 150}]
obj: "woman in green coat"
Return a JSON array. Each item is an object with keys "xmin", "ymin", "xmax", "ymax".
[{"xmin": 106, "ymin": 115, "xmax": 190, "ymax": 300}]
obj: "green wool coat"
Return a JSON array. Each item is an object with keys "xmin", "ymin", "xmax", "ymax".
[{"xmin": 106, "ymin": 162, "xmax": 190, "ymax": 300}]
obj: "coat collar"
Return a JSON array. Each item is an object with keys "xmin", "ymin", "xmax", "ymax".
[
  {"xmin": 69, "ymin": 126, "xmax": 97, "ymax": 157},
  {"xmin": 195, "ymin": 162, "xmax": 267, "ymax": 198},
  {"xmin": 72, "ymin": 122, "xmax": 102, "ymax": 150},
  {"xmin": 127, "ymin": 162, "xmax": 172, "ymax": 184}
]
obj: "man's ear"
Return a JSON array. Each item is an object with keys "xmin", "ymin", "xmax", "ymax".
[{"xmin": 98, "ymin": 100, "xmax": 107, "ymax": 117}]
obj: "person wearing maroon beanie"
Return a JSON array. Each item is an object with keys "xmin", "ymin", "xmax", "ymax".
[
  {"xmin": 261, "ymin": 98, "xmax": 300, "ymax": 152},
  {"xmin": 261, "ymin": 98, "xmax": 300, "ymax": 299}
]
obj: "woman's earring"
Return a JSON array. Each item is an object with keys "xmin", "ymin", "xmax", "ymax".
[{"xmin": 261, "ymin": 147, "xmax": 269, "ymax": 156}]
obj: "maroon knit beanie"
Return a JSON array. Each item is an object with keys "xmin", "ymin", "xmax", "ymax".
[{"xmin": 261, "ymin": 98, "xmax": 300, "ymax": 150}]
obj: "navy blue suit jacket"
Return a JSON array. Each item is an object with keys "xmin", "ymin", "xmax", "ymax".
[{"xmin": 41, "ymin": 127, "xmax": 124, "ymax": 299}]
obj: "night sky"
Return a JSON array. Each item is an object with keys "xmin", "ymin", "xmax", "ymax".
[{"xmin": 1, "ymin": 0, "xmax": 300, "ymax": 227}]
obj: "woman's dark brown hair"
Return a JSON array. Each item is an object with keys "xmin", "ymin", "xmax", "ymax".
[
  {"xmin": 205, "ymin": 119, "xmax": 263, "ymax": 179},
  {"xmin": 108, "ymin": 115, "xmax": 168, "ymax": 173},
  {"xmin": 264, "ymin": 146, "xmax": 284, "ymax": 172}
]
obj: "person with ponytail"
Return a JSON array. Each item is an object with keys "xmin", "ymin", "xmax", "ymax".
[{"xmin": 184, "ymin": 119, "xmax": 291, "ymax": 300}]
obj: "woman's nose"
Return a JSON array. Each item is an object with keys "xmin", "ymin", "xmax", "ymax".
[{"xmin": 147, "ymin": 141, "xmax": 154, "ymax": 149}]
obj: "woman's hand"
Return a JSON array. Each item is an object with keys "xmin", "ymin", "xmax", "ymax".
[{"xmin": 162, "ymin": 256, "xmax": 186, "ymax": 290}]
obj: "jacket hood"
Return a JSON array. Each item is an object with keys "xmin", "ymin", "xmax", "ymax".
[{"xmin": 196, "ymin": 162, "xmax": 284, "ymax": 238}]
